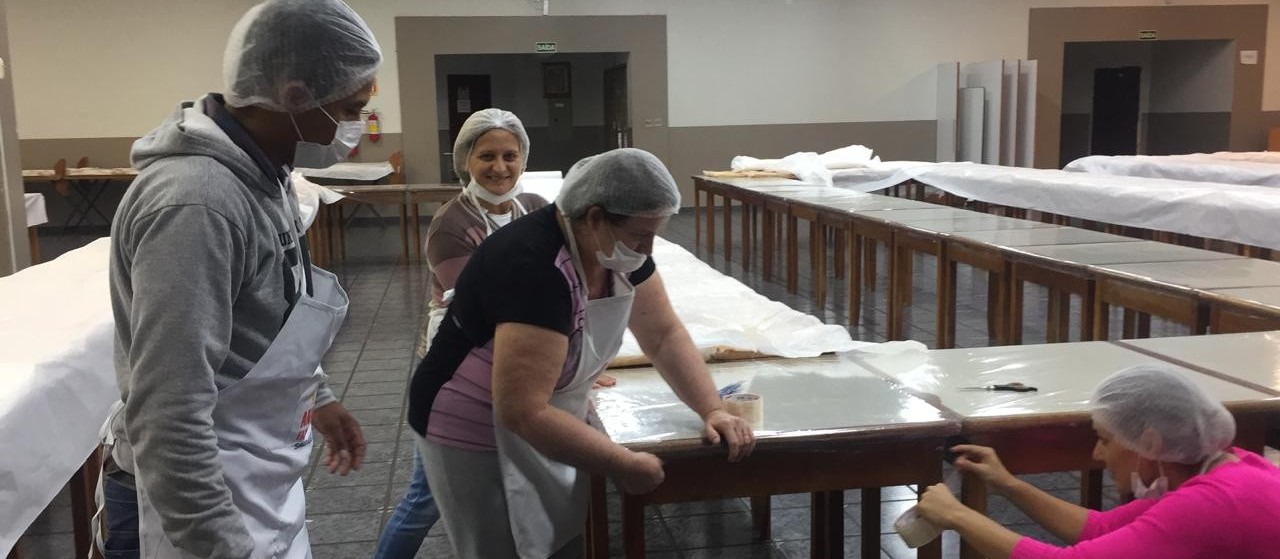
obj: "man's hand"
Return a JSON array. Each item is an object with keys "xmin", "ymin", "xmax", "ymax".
[
  {"xmin": 702, "ymin": 409, "xmax": 756, "ymax": 462},
  {"xmin": 312, "ymin": 402, "xmax": 366, "ymax": 475}
]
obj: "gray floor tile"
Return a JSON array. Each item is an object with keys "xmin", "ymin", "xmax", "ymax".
[
  {"xmin": 305, "ymin": 485, "xmax": 388, "ymax": 515},
  {"xmin": 311, "ymin": 541, "xmax": 378, "ymax": 559},
  {"xmin": 608, "ymin": 519, "xmax": 677, "ymax": 555},
  {"xmin": 666, "ymin": 511, "xmax": 761, "ymax": 549},
  {"xmin": 306, "ymin": 511, "xmax": 382, "ymax": 545},
  {"xmin": 343, "ymin": 393, "xmax": 407, "ymax": 411}
]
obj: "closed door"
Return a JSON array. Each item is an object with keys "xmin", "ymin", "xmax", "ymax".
[{"xmin": 1090, "ymin": 66, "xmax": 1141, "ymax": 156}]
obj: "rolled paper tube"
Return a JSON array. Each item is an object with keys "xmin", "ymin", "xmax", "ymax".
[
  {"xmin": 723, "ymin": 392, "xmax": 763, "ymax": 429},
  {"xmin": 894, "ymin": 505, "xmax": 943, "ymax": 549}
]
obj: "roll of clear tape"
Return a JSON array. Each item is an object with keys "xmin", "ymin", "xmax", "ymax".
[
  {"xmin": 894, "ymin": 505, "xmax": 942, "ymax": 549},
  {"xmin": 723, "ymin": 392, "xmax": 763, "ymax": 429}
]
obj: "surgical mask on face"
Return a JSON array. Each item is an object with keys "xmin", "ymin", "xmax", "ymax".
[
  {"xmin": 466, "ymin": 179, "xmax": 523, "ymax": 206},
  {"xmin": 1130, "ymin": 463, "xmax": 1169, "ymax": 501},
  {"xmin": 594, "ymin": 224, "xmax": 647, "ymax": 273},
  {"xmin": 291, "ymin": 107, "xmax": 362, "ymax": 169}
]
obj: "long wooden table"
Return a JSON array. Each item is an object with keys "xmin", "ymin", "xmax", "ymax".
[
  {"xmin": 308, "ymin": 183, "xmax": 461, "ymax": 267},
  {"xmin": 589, "ymin": 355, "xmax": 960, "ymax": 559},
  {"xmin": 847, "ymin": 336, "xmax": 1280, "ymax": 559},
  {"xmin": 693, "ymin": 176, "xmax": 1280, "ymax": 347},
  {"xmin": 23, "ymin": 167, "xmax": 139, "ymax": 228}
]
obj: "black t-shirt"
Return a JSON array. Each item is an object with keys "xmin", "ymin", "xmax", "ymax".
[{"xmin": 408, "ymin": 204, "xmax": 655, "ymax": 436}]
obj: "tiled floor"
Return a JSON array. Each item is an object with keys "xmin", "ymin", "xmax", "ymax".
[{"xmin": 15, "ymin": 210, "xmax": 1243, "ymax": 558}]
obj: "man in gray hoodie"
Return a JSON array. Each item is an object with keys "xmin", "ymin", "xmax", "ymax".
[{"xmin": 106, "ymin": 1, "xmax": 381, "ymax": 557}]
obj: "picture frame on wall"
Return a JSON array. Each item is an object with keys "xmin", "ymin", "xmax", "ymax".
[{"xmin": 543, "ymin": 62, "xmax": 571, "ymax": 98}]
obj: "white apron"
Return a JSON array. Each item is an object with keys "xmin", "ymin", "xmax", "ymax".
[
  {"xmin": 136, "ymin": 180, "xmax": 347, "ymax": 559},
  {"xmin": 492, "ymin": 213, "xmax": 636, "ymax": 559}
]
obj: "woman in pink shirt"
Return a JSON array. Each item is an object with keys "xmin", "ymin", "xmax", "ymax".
[{"xmin": 915, "ymin": 364, "xmax": 1280, "ymax": 558}]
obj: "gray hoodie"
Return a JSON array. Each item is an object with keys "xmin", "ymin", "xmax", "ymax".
[{"xmin": 109, "ymin": 94, "xmax": 336, "ymax": 558}]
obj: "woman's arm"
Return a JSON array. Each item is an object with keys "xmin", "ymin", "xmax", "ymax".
[
  {"xmin": 628, "ymin": 272, "xmax": 754, "ymax": 461},
  {"xmin": 490, "ymin": 322, "xmax": 664, "ymax": 493},
  {"xmin": 950, "ymin": 445, "xmax": 1089, "ymax": 543}
]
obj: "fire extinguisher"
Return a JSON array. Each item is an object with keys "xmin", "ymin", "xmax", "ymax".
[{"xmin": 367, "ymin": 111, "xmax": 382, "ymax": 143}]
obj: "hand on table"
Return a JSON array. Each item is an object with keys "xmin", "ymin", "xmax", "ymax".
[{"xmin": 702, "ymin": 409, "xmax": 756, "ymax": 462}]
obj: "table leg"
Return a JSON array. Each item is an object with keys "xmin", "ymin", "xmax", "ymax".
[
  {"xmin": 1081, "ymin": 469, "xmax": 1104, "ymax": 511},
  {"xmin": 337, "ymin": 205, "xmax": 347, "ymax": 263},
  {"xmin": 399, "ymin": 203, "xmax": 410, "ymax": 263},
  {"xmin": 937, "ymin": 247, "xmax": 956, "ymax": 349},
  {"xmin": 723, "ymin": 196, "xmax": 733, "ymax": 266},
  {"xmin": 1046, "ymin": 289, "xmax": 1064, "ymax": 343},
  {"xmin": 586, "ymin": 476, "xmax": 609, "ymax": 559},
  {"xmin": 833, "ymin": 228, "xmax": 845, "ymax": 280},
  {"xmin": 1008, "ymin": 275, "xmax": 1025, "ymax": 345},
  {"xmin": 750, "ymin": 495, "xmax": 772, "ymax": 540},
  {"xmin": 28, "ymin": 229, "xmax": 41, "ymax": 265},
  {"xmin": 622, "ymin": 494, "xmax": 646, "ymax": 558},
  {"xmin": 1122, "ymin": 309, "xmax": 1138, "ymax": 340},
  {"xmin": 1092, "ymin": 294, "xmax": 1111, "ymax": 341},
  {"xmin": 813, "ymin": 222, "xmax": 827, "ymax": 308},
  {"xmin": 412, "ymin": 202, "xmax": 423, "ymax": 262},
  {"xmin": 866, "ymin": 240, "xmax": 878, "ymax": 292},
  {"xmin": 706, "ymin": 193, "xmax": 716, "ymax": 257},
  {"xmin": 71, "ymin": 447, "xmax": 103, "ymax": 559},
  {"xmin": 1136, "ymin": 312, "xmax": 1152, "ymax": 339},
  {"xmin": 959, "ymin": 475, "xmax": 988, "ymax": 559},
  {"xmin": 849, "ymin": 228, "xmax": 862, "ymax": 327},
  {"xmin": 861, "ymin": 488, "xmax": 881, "ymax": 559},
  {"xmin": 741, "ymin": 201, "xmax": 752, "ymax": 271},
  {"xmin": 1080, "ymin": 282, "xmax": 1097, "ymax": 341},
  {"xmin": 695, "ymin": 187, "xmax": 702, "ymax": 252},
  {"xmin": 762, "ymin": 209, "xmax": 775, "ymax": 282},
  {"xmin": 786, "ymin": 213, "xmax": 798, "ymax": 294}
]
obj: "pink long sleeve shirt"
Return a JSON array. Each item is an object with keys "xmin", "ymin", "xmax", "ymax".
[{"xmin": 1013, "ymin": 448, "xmax": 1280, "ymax": 559}]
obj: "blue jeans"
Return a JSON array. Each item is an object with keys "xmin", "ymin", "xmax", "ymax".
[
  {"xmin": 372, "ymin": 449, "xmax": 441, "ymax": 559},
  {"xmin": 102, "ymin": 475, "xmax": 140, "ymax": 559}
]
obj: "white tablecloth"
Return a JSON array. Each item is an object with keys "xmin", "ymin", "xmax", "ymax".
[
  {"xmin": 827, "ymin": 161, "xmax": 1280, "ymax": 250},
  {"xmin": 1064, "ymin": 154, "xmax": 1280, "ymax": 187},
  {"xmin": 0, "ymin": 238, "xmax": 117, "ymax": 555},
  {"xmin": 297, "ymin": 161, "xmax": 394, "ymax": 182},
  {"xmin": 24, "ymin": 193, "xmax": 47, "ymax": 227}
]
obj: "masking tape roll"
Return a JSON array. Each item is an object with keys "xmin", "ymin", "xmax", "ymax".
[
  {"xmin": 723, "ymin": 392, "xmax": 763, "ymax": 429},
  {"xmin": 894, "ymin": 505, "xmax": 942, "ymax": 549}
]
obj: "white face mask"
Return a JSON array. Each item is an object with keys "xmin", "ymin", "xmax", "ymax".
[
  {"xmin": 594, "ymin": 224, "xmax": 647, "ymax": 274},
  {"xmin": 291, "ymin": 107, "xmax": 362, "ymax": 169},
  {"xmin": 466, "ymin": 179, "xmax": 522, "ymax": 206},
  {"xmin": 1130, "ymin": 462, "xmax": 1169, "ymax": 501}
]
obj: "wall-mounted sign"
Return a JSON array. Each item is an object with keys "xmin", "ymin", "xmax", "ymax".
[
  {"xmin": 536, "ymin": 42, "xmax": 557, "ymax": 53},
  {"xmin": 1137, "ymin": 30, "xmax": 1157, "ymax": 41}
]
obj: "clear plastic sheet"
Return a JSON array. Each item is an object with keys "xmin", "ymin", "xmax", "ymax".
[
  {"xmin": 818, "ymin": 161, "xmax": 1280, "ymax": 250},
  {"xmin": 23, "ymin": 194, "xmax": 47, "ymax": 227},
  {"xmin": 614, "ymin": 238, "xmax": 869, "ymax": 365},
  {"xmin": 594, "ymin": 354, "xmax": 950, "ymax": 447},
  {"xmin": 845, "ymin": 340, "xmax": 1265, "ymax": 419},
  {"xmin": 1121, "ymin": 331, "xmax": 1280, "ymax": 394},
  {"xmin": 950, "ymin": 227, "xmax": 1135, "ymax": 247},
  {"xmin": 1065, "ymin": 154, "xmax": 1280, "ymax": 187},
  {"xmin": 296, "ymin": 161, "xmax": 394, "ymax": 182},
  {"xmin": 1011, "ymin": 240, "xmax": 1243, "ymax": 266},
  {"xmin": 1095, "ymin": 259, "xmax": 1280, "ymax": 290},
  {"xmin": 1207, "ymin": 287, "xmax": 1280, "ymax": 309},
  {"xmin": 0, "ymin": 239, "xmax": 117, "ymax": 554}
]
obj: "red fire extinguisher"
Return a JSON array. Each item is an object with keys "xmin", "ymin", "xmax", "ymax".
[{"xmin": 367, "ymin": 111, "xmax": 382, "ymax": 143}]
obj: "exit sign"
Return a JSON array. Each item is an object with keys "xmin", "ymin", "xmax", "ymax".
[
  {"xmin": 1138, "ymin": 30, "xmax": 1157, "ymax": 41},
  {"xmin": 536, "ymin": 42, "xmax": 557, "ymax": 53}
]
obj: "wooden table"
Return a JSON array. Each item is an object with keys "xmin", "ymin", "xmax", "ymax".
[
  {"xmin": 23, "ymin": 167, "xmax": 138, "ymax": 228},
  {"xmin": 589, "ymin": 356, "xmax": 960, "ymax": 559},
  {"xmin": 1090, "ymin": 258, "xmax": 1280, "ymax": 339},
  {"xmin": 849, "ymin": 338, "xmax": 1280, "ymax": 559},
  {"xmin": 1004, "ymin": 242, "xmax": 1245, "ymax": 342},
  {"xmin": 1200, "ymin": 287, "xmax": 1280, "ymax": 333},
  {"xmin": 309, "ymin": 183, "xmax": 461, "ymax": 267}
]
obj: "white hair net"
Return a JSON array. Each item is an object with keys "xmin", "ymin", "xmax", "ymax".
[
  {"xmin": 223, "ymin": 0, "xmax": 382, "ymax": 113},
  {"xmin": 556, "ymin": 148, "xmax": 681, "ymax": 219},
  {"xmin": 1090, "ymin": 365, "xmax": 1236, "ymax": 464},
  {"xmin": 452, "ymin": 108, "xmax": 531, "ymax": 184}
]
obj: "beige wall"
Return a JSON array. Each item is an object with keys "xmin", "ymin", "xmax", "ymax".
[
  {"xmin": 1030, "ymin": 4, "xmax": 1268, "ymax": 167},
  {"xmin": 0, "ymin": 0, "xmax": 30, "ymax": 274},
  {"xmin": 4, "ymin": 0, "xmax": 1278, "ymax": 185}
]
